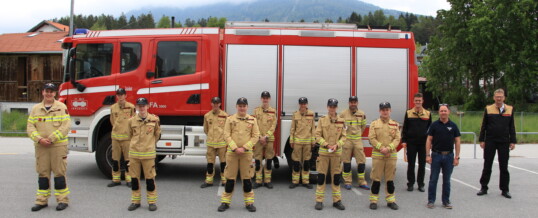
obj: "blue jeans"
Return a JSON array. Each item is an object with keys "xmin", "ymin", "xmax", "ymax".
[{"xmin": 428, "ymin": 152, "xmax": 454, "ymax": 204}]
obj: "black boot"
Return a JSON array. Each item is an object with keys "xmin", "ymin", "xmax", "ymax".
[
  {"xmin": 388, "ymin": 202, "xmax": 399, "ymax": 210},
  {"xmin": 217, "ymin": 203, "xmax": 229, "ymax": 212},
  {"xmin": 246, "ymin": 204, "xmax": 256, "ymax": 212},
  {"xmin": 107, "ymin": 181, "xmax": 121, "ymax": 187},
  {"xmin": 477, "ymin": 189, "xmax": 488, "ymax": 196},
  {"xmin": 200, "ymin": 182, "xmax": 214, "ymax": 188},
  {"xmin": 126, "ymin": 182, "xmax": 132, "ymax": 188},
  {"xmin": 333, "ymin": 201, "xmax": 345, "ymax": 210},
  {"xmin": 369, "ymin": 203, "xmax": 377, "ymax": 210},
  {"xmin": 289, "ymin": 183, "xmax": 299, "ymax": 189},
  {"xmin": 315, "ymin": 202, "xmax": 323, "ymax": 210},
  {"xmin": 31, "ymin": 204, "xmax": 47, "ymax": 212},
  {"xmin": 56, "ymin": 203, "xmax": 68, "ymax": 211},
  {"xmin": 264, "ymin": 183, "xmax": 274, "ymax": 189},
  {"xmin": 253, "ymin": 183, "xmax": 263, "ymax": 189},
  {"xmin": 128, "ymin": 203, "xmax": 140, "ymax": 211},
  {"xmin": 149, "ymin": 204, "xmax": 157, "ymax": 211}
]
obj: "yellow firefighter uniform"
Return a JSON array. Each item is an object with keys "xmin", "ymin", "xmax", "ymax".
[
  {"xmin": 203, "ymin": 109, "xmax": 229, "ymax": 185},
  {"xmin": 252, "ymin": 106, "xmax": 277, "ymax": 185},
  {"xmin": 339, "ymin": 108, "xmax": 368, "ymax": 186},
  {"xmin": 315, "ymin": 115, "xmax": 346, "ymax": 203},
  {"xmin": 290, "ymin": 109, "xmax": 316, "ymax": 185},
  {"xmin": 110, "ymin": 101, "xmax": 136, "ymax": 184},
  {"xmin": 128, "ymin": 113, "xmax": 161, "ymax": 205},
  {"xmin": 220, "ymin": 114, "xmax": 260, "ymax": 206},
  {"xmin": 368, "ymin": 118, "xmax": 401, "ymax": 205},
  {"xmin": 27, "ymin": 100, "xmax": 71, "ymax": 206}
]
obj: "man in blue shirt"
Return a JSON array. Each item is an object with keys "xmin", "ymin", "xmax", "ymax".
[{"xmin": 425, "ymin": 104, "xmax": 461, "ymax": 209}]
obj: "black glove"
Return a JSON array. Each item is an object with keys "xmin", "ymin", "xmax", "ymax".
[{"xmin": 272, "ymin": 156, "xmax": 280, "ymax": 169}]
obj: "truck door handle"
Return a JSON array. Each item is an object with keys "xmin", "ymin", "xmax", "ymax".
[{"xmin": 151, "ymin": 80, "xmax": 162, "ymax": 84}]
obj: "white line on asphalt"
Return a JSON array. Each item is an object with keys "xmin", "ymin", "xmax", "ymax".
[
  {"xmin": 217, "ymin": 185, "xmax": 224, "ymax": 197},
  {"xmin": 494, "ymin": 161, "xmax": 538, "ymax": 175},
  {"xmin": 352, "ymin": 187, "xmax": 363, "ymax": 196},
  {"xmin": 424, "ymin": 166, "xmax": 481, "ymax": 191}
]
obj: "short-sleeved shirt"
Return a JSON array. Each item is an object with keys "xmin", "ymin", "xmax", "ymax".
[{"xmin": 427, "ymin": 119, "xmax": 461, "ymax": 152}]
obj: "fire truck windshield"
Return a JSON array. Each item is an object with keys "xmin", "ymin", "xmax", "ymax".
[{"xmin": 74, "ymin": 43, "xmax": 113, "ymax": 80}]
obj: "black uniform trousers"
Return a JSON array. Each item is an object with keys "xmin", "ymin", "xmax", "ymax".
[
  {"xmin": 406, "ymin": 143, "xmax": 426, "ymax": 187},
  {"xmin": 479, "ymin": 141, "xmax": 510, "ymax": 192}
]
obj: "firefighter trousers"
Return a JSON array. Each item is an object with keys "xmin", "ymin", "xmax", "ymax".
[
  {"xmin": 369, "ymin": 154, "xmax": 397, "ymax": 204},
  {"xmin": 315, "ymin": 155, "xmax": 342, "ymax": 203},
  {"xmin": 129, "ymin": 158, "xmax": 157, "ymax": 204},
  {"xmin": 291, "ymin": 143, "xmax": 312, "ymax": 184},
  {"xmin": 111, "ymin": 139, "xmax": 131, "ymax": 183},
  {"xmin": 205, "ymin": 146, "xmax": 227, "ymax": 185},
  {"xmin": 35, "ymin": 145, "xmax": 70, "ymax": 205},
  {"xmin": 254, "ymin": 141, "xmax": 275, "ymax": 184},
  {"xmin": 221, "ymin": 151, "xmax": 255, "ymax": 205},
  {"xmin": 342, "ymin": 140, "xmax": 367, "ymax": 186}
]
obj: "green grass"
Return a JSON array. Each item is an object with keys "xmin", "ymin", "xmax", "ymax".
[
  {"xmin": 431, "ymin": 111, "xmax": 538, "ymax": 143},
  {"xmin": 1, "ymin": 111, "xmax": 28, "ymax": 134}
]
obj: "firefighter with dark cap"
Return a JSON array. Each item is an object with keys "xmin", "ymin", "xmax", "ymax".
[
  {"xmin": 27, "ymin": 83, "xmax": 71, "ymax": 211},
  {"xmin": 368, "ymin": 102, "xmax": 401, "ymax": 210},
  {"xmin": 314, "ymin": 98, "xmax": 346, "ymax": 211},
  {"xmin": 127, "ymin": 97, "xmax": 161, "ymax": 212},
  {"xmin": 339, "ymin": 96, "xmax": 370, "ymax": 190},
  {"xmin": 289, "ymin": 97, "xmax": 316, "ymax": 189},
  {"xmin": 218, "ymin": 97, "xmax": 260, "ymax": 212},
  {"xmin": 108, "ymin": 88, "xmax": 136, "ymax": 188},
  {"xmin": 252, "ymin": 91, "xmax": 277, "ymax": 189},
  {"xmin": 201, "ymin": 97, "xmax": 228, "ymax": 188}
]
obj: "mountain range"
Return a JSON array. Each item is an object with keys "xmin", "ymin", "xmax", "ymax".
[{"xmin": 127, "ymin": 0, "xmax": 416, "ymax": 23}]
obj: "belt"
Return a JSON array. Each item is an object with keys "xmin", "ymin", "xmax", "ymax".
[{"xmin": 433, "ymin": 150, "xmax": 453, "ymax": 155}]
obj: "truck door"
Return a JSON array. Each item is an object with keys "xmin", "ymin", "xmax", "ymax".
[{"xmin": 145, "ymin": 37, "xmax": 203, "ymax": 115}]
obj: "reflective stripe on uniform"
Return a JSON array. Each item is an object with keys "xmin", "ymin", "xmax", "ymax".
[
  {"xmin": 386, "ymin": 195, "xmax": 396, "ymax": 202},
  {"xmin": 372, "ymin": 151, "xmax": 397, "ymax": 157},
  {"xmin": 315, "ymin": 191, "xmax": 325, "ymax": 196},
  {"xmin": 112, "ymin": 134, "xmax": 129, "ymax": 139},
  {"xmin": 207, "ymin": 141, "xmax": 227, "ymax": 147},
  {"xmin": 319, "ymin": 147, "xmax": 342, "ymax": 154},
  {"xmin": 293, "ymin": 137, "xmax": 315, "ymax": 143},
  {"xmin": 221, "ymin": 197, "xmax": 231, "ymax": 203},
  {"xmin": 244, "ymin": 197, "xmax": 255, "ymax": 204},
  {"xmin": 347, "ymin": 134, "xmax": 362, "ymax": 140},
  {"xmin": 28, "ymin": 115, "xmax": 70, "ymax": 124},
  {"xmin": 129, "ymin": 151, "xmax": 156, "ymax": 157},
  {"xmin": 332, "ymin": 191, "xmax": 341, "ymax": 196},
  {"xmin": 36, "ymin": 189, "xmax": 51, "ymax": 196},
  {"xmin": 54, "ymin": 188, "xmax": 70, "ymax": 196},
  {"xmin": 369, "ymin": 195, "xmax": 379, "ymax": 201},
  {"xmin": 227, "ymin": 148, "xmax": 253, "ymax": 153},
  {"xmin": 53, "ymin": 130, "xmax": 68, "ymax": 142},
  {"xmin": 30, "ymin": 131, "xmax": 41, "ymax": 141},
  {"xmin": 147, "ymin": 196, "xmax": 158, "ymax": 202},
  {"xmin": 318, "ymin": 138, "xmax": 326, "ymax": 145},
  {"xmin": 132, "ymin": 196, "xmax": 141, "ymax": 201}
]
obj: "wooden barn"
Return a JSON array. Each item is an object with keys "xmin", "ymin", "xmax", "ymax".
[{"xmin": 0, "ymin": 31, "xmax": 67, "ymax": 102}]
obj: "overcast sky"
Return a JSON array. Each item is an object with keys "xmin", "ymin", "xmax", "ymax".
[{"xmin": 0, "ymin": 0, "xmax": 450, "ymax": 34}]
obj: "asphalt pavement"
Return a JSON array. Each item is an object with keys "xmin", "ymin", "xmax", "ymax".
[{"xmin": 1, "ymin": 137, "xmax": 537, "ymax": 217}]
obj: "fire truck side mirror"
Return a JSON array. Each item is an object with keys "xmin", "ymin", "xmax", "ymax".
[
  {"xmin": 146, "ymin": 71, "xmax": 155, "ymax": 79},
  {"xmin": 68, "ymin": 48, "xmax": 76, "ymax": 84}
]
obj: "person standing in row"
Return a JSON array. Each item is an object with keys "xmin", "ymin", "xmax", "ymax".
[
  {"xmin": 253, "ymin": 91, "xmax": 277, "ymax": 189},
  {"xmin": 339, "ymin": 96, "xmax": 370, "ymax": 190},
  {"xmin": 314, "ymin": 98, "xmax": 346, "ymax": 211},
  {"xmin": 289, "ymin": 97, "xmax": 316, "ymax": 189},
  {"xmin": 401, "ymin": 93, "xmax": 431, "ymax": 192},
  {"xmin": 201, "ymin": 97, "xmax": 228, "ymax": 188},
  {"xmin": 127, "ymin": 98, "xmax": 161, "ymax": 212},
  {"xmin": 27, "ymin": 83, "xmax": 71, "ymax": 211},
  {"xmin": 218, "ymin": 97, "xmax": 260, "ymax": 212},
  {"xmin": 108, "ymin": 88, "xmax": 136, "ymax": 188},
  {"xmin": 426, "ymin": 104, "xmax": 461, "ymax": 209},
  {"xmin": 368, "ymin": 102, "xmax": 400, "ymax": 210},
  {"xmin": 477, "ymin": 89, "xmax": 517, "ymax": 199}
]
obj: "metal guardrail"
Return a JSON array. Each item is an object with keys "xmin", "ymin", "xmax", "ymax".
[{"xmin": 469, "ymin": 132, "xmax": 538, "ymax": 160}]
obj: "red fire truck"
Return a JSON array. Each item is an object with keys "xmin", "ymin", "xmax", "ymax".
[{"xmin": 59, "ymin": 22, "xmax": 418, "ymax": 177}]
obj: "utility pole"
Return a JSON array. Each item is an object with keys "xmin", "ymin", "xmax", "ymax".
[{"xmin": 69, "ymin": 0, "xmax": 74, "ymax": 36}]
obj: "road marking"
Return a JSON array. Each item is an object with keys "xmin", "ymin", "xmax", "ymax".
[
  {"xmin": 0, "ymin": 153, "xmax": 18, "ymax": 155},
  {"xmin": 424, "ymin": 166, "xmax": 480, "ymax": 191},
  {"xmin": 217, "ymin": 185, "xmax": 224, "ymax": 197},
  {"xmin": 351, "ymin": 187, "xmax": 363, "ymax": 196},
  {"xmin": 494, "ymin": 161, "xmax": 538, "ymax": 175}
]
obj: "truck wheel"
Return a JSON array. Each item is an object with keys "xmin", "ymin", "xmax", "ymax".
[
  {"xmin": 283, "ymin": 138, "xmax": 293, "ymax": 174},
  {"xmin": 155, "ymin": 155, "xmax": 166, "ymax": 164},
  {"xmin": 95, "ymin": 132, "xmax": 113, "ymax": 179}
]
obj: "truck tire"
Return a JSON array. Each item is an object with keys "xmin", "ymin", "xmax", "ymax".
[
  {"xmin": 95, "ymin": 132, "xmax": 113, "ymax": 179},
  {"xmin": 283, "ymin": 138, "xmax": 293, "ymax": 175},
  {"xmin": 155, "ymin": 155, "xmax": 166, "ymax": 164}
]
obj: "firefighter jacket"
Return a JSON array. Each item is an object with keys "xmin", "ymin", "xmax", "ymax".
[
  {"xmin": 339, "ymin": 109, "xmax": 366, "ymax": 141},
  {"xmin": 128, "ymin": 114, "xmax": 161, "ymax": 159},
  {"xmin": 252, "ymin": 106, "xmax": 277, "ymax": 141},
  {"xmin": 27, "ymin": 100, "xmax": 71, "ymax": 147},
  {"xmin": 316, "ymin": 115, "xmax": 346, "ymax": 157},
  {"xmin": 479, "ymin": 104, "xmax": 517, "ymax": 144},
  {"xmin": 110, "ymin": 102, "xmax": 136, "ymax": 141},
  {"xmin": 290, "ymin": 109, "xmax": 316, "ymax": 144},
  {"xmin": 369, "ymin": 118, "xmax": 401, "ymax": 159},
  {"xmin": 204, "ymin": 109, "xmax": 229, "ymax": 148},
  {"xmin": 224, "ymin": 114, "xmax": 260, "ymax": 152}
]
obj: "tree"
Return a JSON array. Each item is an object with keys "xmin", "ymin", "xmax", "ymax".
[
  {"xmin": 117, "ymin": 13, "xmax": 128, "ymax": 29},
  {"xmin": 422, "ymin": 0, "xmax": 538, "ymax": 110},
  {"xmin": 157, "ymin": 15, "xmax": 171, "ymax": 28},
  {"xmin": 90, "ymin": 17, "xmax": 107, "ymax": 30}
]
